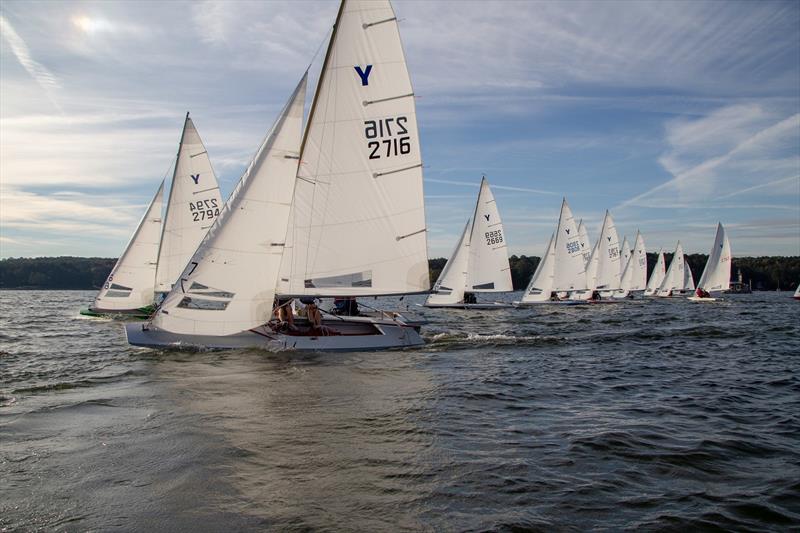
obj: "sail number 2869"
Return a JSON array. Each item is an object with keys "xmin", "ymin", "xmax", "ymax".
[{"xmin": 365, "ymin": 116, "xmax": 411, "ymax": 159}]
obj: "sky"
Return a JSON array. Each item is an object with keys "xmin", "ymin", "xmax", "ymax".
[{"xmin": 1, "ymin": 0, "xmax": 799, "ymax": 261}]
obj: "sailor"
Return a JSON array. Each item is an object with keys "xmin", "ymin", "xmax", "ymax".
[{"xmin": 273, "ymin": 297, "xmax": 296, "ymax": 331}]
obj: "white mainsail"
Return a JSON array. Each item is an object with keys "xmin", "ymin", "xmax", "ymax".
[
  {"xmin": 657, "ymin": 242, "xmax": 686, "ymax": 296},
  {"xmin": 426, "ymin": 220, "xmax": 470, "ymax": 305},
  {"xmin": 150, "ymin": 76, "xmax": 307, "ymax": 336},
  {"xmin": 683, "ymin": 259, "xmax": 696, "ymax": 291},
  {"xmin": 278, "ymin": 0, "xmax": 428, "ymax": 297},
  {"xmin": 586, "ymin": 210, "xmax": 621, "ymax": 291},
  {"xmin": 520, "ymin": 233, "xmax": 555, "ymax": 303},
  {"xmin": 92, "ymin": 181, "xmax": 164, "ymax": 311},
  {"xmin": 696, "ymin": 223, "xmax": 732, "ymax": 292},
  {"xmin": 154, "ymin": 114, "xmax": 223, "ymax": 295},
  {"xmin": 466, "ymin": 177, "xmax": 513, "ymax": 292},
  {"xmin": 644, "ymin": 248, "xmax": 666, "ymax": 296},
  {"xmin": 619, "ymin": 236, "xmax": 631, "ymax": 278},
  {"xmin": 552, "ymin": 199, "xmax": 586, "ymax": 292},
  {"xmin": 630, "ymin": 231, "xmax": 648, "ymax": 291},
  {"xmin": 577, "ymin": 219, "xmax": 592, "ymax": 266}
]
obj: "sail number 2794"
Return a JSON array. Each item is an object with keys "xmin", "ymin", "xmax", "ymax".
[{"xmin": 365, "ymin": 117, "xmax": 411, "ymax": 159}]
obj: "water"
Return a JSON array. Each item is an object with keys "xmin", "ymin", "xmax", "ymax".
[{"xmin": 1, "ymin": 290, "xmax": 799, "ymax": 531}]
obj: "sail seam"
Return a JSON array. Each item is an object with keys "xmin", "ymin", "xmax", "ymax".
[{"xmin": 193, "ymin": 187, "xmax": 219, "ymax": 195}]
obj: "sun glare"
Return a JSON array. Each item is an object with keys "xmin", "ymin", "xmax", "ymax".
[{"xmin": 71, "ymin": 15, "xmax": 112, "ymax": 34}]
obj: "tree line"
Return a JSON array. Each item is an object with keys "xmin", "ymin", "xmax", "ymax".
[{"xmin": 1, "ymin": 255, "xmax": 798, "ymax": 291}]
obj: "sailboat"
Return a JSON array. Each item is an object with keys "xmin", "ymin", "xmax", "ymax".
[
  {"xmin": 577, "ymin": 219, "xmax": 592, "ymax": 265},
  {"xmin": 425, "ymin": 177, "xmax": 513, "ymax": 309},
  {"xmin": 688, "ymin": 223, "xmax": 731, "ymax": 301},
  {"xmin": 615, "ymin": 231, "xmax": 647, "ymax": 298},
  {"xmin": 576, "ymin": 210, "xmax": 620, "ymax": 302},
  {"xmin": 82, "ymin": 114, "xmax": 222, "ymax": 318},
  {"xmin": 515, "ymin": 233, "xmax": 555, "ymax": 304},
  {"xmin": 517, "ymin": 198, "xmax": 587, "ymax": 305},
  {"xmin": 656, "ymin": 241, "xmax": 694, "ymax": 297},
  {"xmin": 127, "ymin": 0, "xmax": 429, "ymax": 351},
  {"xmin": 644, "ymin": 248, "xmax": 666, "ymax": 296},
  {"xmin": 793, "ymin": 283, "xmax": 800, "ymax": 300}
]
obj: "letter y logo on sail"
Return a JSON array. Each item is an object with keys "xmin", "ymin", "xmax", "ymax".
[
  {"xmin": 354, "ymin": 65, "xmax": 373, "ymax": 86},
  {"xmin": 190, "ymin": 174, "xmax": 200, "ymax": 184},
  {"xmin": 484, "ymin": 214, "xmax": 490, "ymax": 221}
]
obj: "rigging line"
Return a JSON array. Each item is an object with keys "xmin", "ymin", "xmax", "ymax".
[{"xmin": 307, "ymin": 24, "xmax": 333, "ymax": 72}]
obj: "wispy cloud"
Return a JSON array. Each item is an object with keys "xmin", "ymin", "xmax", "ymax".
[
  {"xmin": 0, "ymin": 15, "xmax": 61, "ymax": 109},
  {"xmin": 425, "ymin": 178, "xmax": 556, "ymax": 195}
]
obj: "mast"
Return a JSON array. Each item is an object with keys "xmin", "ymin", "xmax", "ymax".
[{"xmin": 153, "ymin": 111, "xmax": 189, "ymax": 296}]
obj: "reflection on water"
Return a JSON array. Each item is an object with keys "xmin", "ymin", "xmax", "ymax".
[{"xmin": 1, "ymin": 290, "xmax": 799, "ymax": 530}]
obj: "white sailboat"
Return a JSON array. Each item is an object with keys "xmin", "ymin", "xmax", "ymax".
[
  {"xmin": 83, "ymin": 181, "xmax": 164, "ymax": 317},
  {"xmin": 644, "ymin": 248, "xmax": 666, "ymax": 296},
  {"xmin": 128, "ymin": 0, "xmax": 429, "ymax": 351},
  {"xmin": 688, "ymin": 223, "xmax": 731, "ymax": 301},
  {"xmin": 582, "ymin": 210, "xmax": 621, "ymax": 302},
  {"xmin": 615, "ymin": 231, "xmax": 647, "ymax": 298},
  {"xmin": 656, "ymin": 241, "xmax": 693, "ymax": 297},
  {"xmin": 515, "ymin": 233, "xmax": 555, "ymax": 305},
  {"xmin": 793, "ymin": 283, "xmax": 800, "ymax": 300},
  {"xmin": 426, "ymin": 177, "xmax": 513, "ymax": 309},
  {"xmin": 84, "ymin": 114, "xmax": 222, "ymax": 318}
]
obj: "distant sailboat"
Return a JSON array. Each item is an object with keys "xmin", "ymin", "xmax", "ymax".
[
  {"xmin": 644, "ymin": 248, "xmax": 666, "ymax": 296},
  {"xmin": 515, "ymin": 233, "xmax": 555, "ymax": 305},
  {"xmin": 794, "ymin": 283, "xmax": 800, "ymax": 300},
  {"xmin": 689, "ymin": 223, "xmax": 731, "ymax": 301},
  {"xmin": 657, "ymin": 241, "xmax": 693, "ymax": 297},
  {"xmin": 83, "ymin": 182, "xmax": 164, "ymax": 317},
  {"xmin": 615, "ymin": 230, "xmax": 647, "ymax": 298},
  {"xmin": 83, "ymin": 114, "xmax": 222, "ymax": 318},
  {"xmin": 426, "ymin": 177, "xmax": 513, "ymax": 309},
  {"xmin": 128, "ymin": 0, "xmax": 431, "ymax": 351}
]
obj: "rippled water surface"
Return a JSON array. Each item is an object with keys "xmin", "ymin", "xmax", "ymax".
[{"xmin": 1, "ymin": 290, "xmax": 799, "ymax": 531}]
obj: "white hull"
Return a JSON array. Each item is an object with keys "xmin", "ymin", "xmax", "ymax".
[
  {"xmin": 125, "ymin": 315, "xmax": 424, "ymax": 351},
  {"xmin": 423, "ymin": 302, "xmax": 513, "ymax": 309},
  {"xmin": 687, "ymin": 296, "xmax": 719, "ymax": 302}
]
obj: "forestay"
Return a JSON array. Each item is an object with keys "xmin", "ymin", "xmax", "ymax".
[
  {"xmin": 521, "ymin": 233, "xmax": 555, "ymax": 302},
  {"xmin": 93, "ymin": 181, "xmax": 164, "ymax": 311},
  {"xmin": 151, "ymin": 76, "xmax": 306, "ymax": 336},
  {"xmin": 426, "ymin": 220, "xmax": 471, "ymax": 305},
  {"xmin": 697, "ymin": 223, "xmax": 731, "ymax": 292},
  {"xmin": 278, "ymin": 0, "xmax": 428, "ymax": 297}
]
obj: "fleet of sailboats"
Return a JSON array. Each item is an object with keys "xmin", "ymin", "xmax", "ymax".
[{"xmin": 78, "ymin": 0, "xmax": 753, "ymax": 352}]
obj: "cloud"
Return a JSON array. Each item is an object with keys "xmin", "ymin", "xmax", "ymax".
[{"xmin": 0, "ymin": 15, "xmax": 61, "ymax": 108}]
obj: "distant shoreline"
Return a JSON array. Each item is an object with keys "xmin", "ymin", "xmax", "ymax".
[{"xmin": 1, "ymin": 255, "xmax": 799, "ymax": 291}]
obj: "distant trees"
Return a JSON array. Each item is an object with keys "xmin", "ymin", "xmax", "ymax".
[
  {"xmin": 0, "ymin": 257, "xmax": 116, "ymax": 289},
  {"xmin": 0, "ymin": 255, "xmax": 797, "ymax": 291}
]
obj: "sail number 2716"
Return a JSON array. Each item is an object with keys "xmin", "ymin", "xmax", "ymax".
[{"xmin": 365, "ymin": 117, "xmax": 411, "ymax": 159}]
